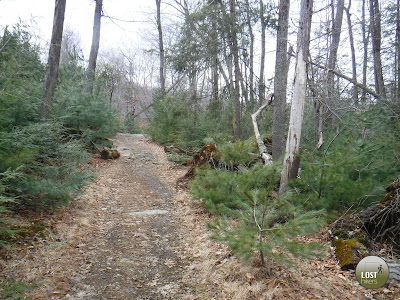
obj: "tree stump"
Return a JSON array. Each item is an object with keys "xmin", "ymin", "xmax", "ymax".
[{"xmin": 176, "ymin": 144, "xmax": 217, "ymax": 188}]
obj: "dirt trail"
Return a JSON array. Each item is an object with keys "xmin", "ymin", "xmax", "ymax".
[
  {"xmin": 69, "ymin": 133, "xmax": 197, "ymax": 299},
  {"xmin": 5, "ymin": 133, "xmax": 400, "ymax": 299}
]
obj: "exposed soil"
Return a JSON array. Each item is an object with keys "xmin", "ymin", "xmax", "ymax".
[{"xmin": 1, "ymin": 133, "xmax": 400, "ymax": 299}]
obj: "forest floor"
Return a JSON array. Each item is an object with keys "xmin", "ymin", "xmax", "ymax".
[{"xmin": 1, "ymin": 133, "xmax": 400, "ymax": 299}]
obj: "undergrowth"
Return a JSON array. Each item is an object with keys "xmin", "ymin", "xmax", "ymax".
[
  {"xmin": 191, "ymin": 162, "xmax": 326, "ymax": 266},
  {"xmin": 0, "ymin": 25, "xmax": 120, "ymax": 245}
]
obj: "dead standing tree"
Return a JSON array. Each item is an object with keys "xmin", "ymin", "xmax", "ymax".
[{"xmin": 279, "ymin": 0, "xmax": 313, "ymax": 195}]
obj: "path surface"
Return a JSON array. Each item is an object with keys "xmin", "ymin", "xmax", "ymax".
[
  {"xmin": 5, "ymin": 133, "xmax": 399, "ymax": 299},
  {"xmin": 69, "ymin": 133, "xmax": 196, "ymax": 299}
]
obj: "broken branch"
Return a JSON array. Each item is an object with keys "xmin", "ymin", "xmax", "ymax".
[{"xmin": 251, "ymin": 93, "xmax": 274, "ymax": 165}]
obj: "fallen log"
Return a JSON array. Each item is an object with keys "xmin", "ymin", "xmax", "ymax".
[
  {"xmin": 100, "ymin": 148, "xmax": 120, "ymax": 160},
  {"xmin": 91, "ymin": 142, "xmax": 120, "ymax": 160},
  {"xmin": 163, "ymin": 145, "xmax": 192, "ymax": 155},
  {"xmin": 330, "ymin": 176, "xmax": 400, "ymax": 270},
  {"xmin": 358, "ymin": 176, "xmax": 400, "ymax": 247},
  {"xmin": 329, "ymin": 217, "xmax": 370, "ymax": 270},
  {"xmin": 387, "ymin": 260, "xmax": 400, "ymax": 285}
]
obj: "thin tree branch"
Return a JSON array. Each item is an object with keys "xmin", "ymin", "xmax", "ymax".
[{"xmin": 289, "ymin": 52, "xmax": 380, "ymax": 99}]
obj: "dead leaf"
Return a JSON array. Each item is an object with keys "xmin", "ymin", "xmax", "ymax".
[{"xmin": 268, "ymin": 279, "xmax": 276, "ymax": 289}]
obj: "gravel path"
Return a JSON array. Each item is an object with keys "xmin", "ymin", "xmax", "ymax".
[{"xmin": 69, "ymin": 133, "xmax": 196, "ymax": 299}]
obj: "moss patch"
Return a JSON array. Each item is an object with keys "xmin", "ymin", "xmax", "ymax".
[{"xmin": 332, "ymin": 238, "xmax": 368, "ymax": 270}]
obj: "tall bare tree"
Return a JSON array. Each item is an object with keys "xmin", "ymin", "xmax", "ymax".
[
  {"xmin": 344, "ymin": 0, "xmax": 358, "ymax": 104},
  {"xmin": 259, "ymin": 0, "xmax": 266, "ymax": 104},
  {"xmin": 156, "ymin": 0, "xmax": 166, "ymax": 92},
  {"xmin": 361, "ymin": 0, "xmax": 370, "ymax": 103},
  {"xmin": 60, "ymin": 27, "xmax": 82, "ymax": 65},
  {"xmin": 87, "ymin": 0, "xmax": 103, "ymax": 94},
  {"xmin": 369, "ymin": 0, "xmax": 386, "ymax": 97},
  {"xmin": 230, "ymin": 0, "xmax": 241, "ymax": 139},
  {"xmin": 245, "ymin": 0, "xmax": 255, "ymax": 104},
  {"xmin": 397, "ymin": 0, "xmax": 400, "ymax": 100},
  {"xmin": 38, "ymin": 0, "xmax": 67, "ymax": 121},
  {"xmin": 326, "ymin": 0, "xmax": 344, "ymax": 111},
  {"xmin": 280, "ymin": 0, "xmax": 313, "ymax": 195},
  {"xmin": 273, "ymin": 0, "xmax": 290, "ymax": 161}
]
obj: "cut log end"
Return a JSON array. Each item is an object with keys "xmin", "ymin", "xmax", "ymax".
[{"xmin": 100, "ymin": 148, "xmax": 120, "ymax": 160}]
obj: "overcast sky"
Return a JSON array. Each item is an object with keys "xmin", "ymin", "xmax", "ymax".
[{"xmin": 0, "ymin": 0, "xmax": 155, "ymax": 59}]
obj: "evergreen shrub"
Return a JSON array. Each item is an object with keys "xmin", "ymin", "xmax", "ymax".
[
  {"xmin": 0, "ymin": 123, "xmax": 91, "ymax": 206},
  {"xmin": 147, "ymin": 91, "xmax": 209, "ymax": 149},
  {"xmin": 191, "ymin": 164, "xmax": 325, "ymax": 265},
  {"xmin": 0, "ymin": 26, "xmax": 44, "ymax": 130},
  {"xmin": 294, "ymin": 105, "xmax": 400, "ymax": 211},
  {"xmin": 52, "ymin": 61, "xmax": 120, "ymax": 144},
  {"xmin": 217, "ymin": 139, "xmax": 258, "ymax": 166},
  {"xmin": 0, "ymin": 169, "xmax": 22, "ymax": 244}
]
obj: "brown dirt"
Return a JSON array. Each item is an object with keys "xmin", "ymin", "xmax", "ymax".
[{"xmin": 1, "ymin": 133, "xmax": 400, "ymax": 299}]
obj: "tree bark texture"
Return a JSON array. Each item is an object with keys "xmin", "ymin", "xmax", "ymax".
[
  {"xmin": 273, "ymin": 0, "xmax": 290, "ymax": 161},
  {"xmin": 245, "ymin": 0, "xmax": 255, "ymax": 104},
  {"xmin": 230, "ymin": 0, "xmax": 241, "ymax": 139},
  {"xmin": 87, "ymin": 0, "xmax": 103, "ymax": 94},
  {"xmin": 259, "ymin": 0, "xmax": 266, "ymax": 105},
  {"xmin": 396, "ymin": 0, "xmax": 400, "ymax": 100},
  {"xmin": 326, "ymin": 0, "xmax": 344, "ymax": 126},
  {"xmin": 156, "ymin": 0, "xmax": 165, "ymax": 92},
  {"xmin": 210, "ymin": 5, "xmax": 219, "ymax": 105},
  {"xmin": 345, "ymin": 0, "xmax": 358, "ymax": 104},
  {"xmin": 279, "ymin": 0, "xmax": 313, "ymax": 195},
  {"xmin": 38, "ymin": 0, "xmax": 66, "ymax": 121},
  {"xmin": 369, "ymin": 0, "xmax": 386, "ymax": 97},
  {"xmin": 361, "ymin": 0, "xmax": 369, "ymax": 103}
]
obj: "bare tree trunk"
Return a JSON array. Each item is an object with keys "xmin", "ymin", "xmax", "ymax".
[
  {"xmin": 239, "ymin": 67, "xmax": 248, "ymax": 105},
  {"xmin": 211, "ymin": 7, "xmax": 219, "ymax": 105},
  {"xmin": 326, "ymin": 0, "xmax": 344, "ymax": 126},
  {"xmin": 230, "ymin": 0, "xmax": 241, "ymax": 139},
  {"xmin": 87, "ymin": 0, "xmax": 102, "ymax": 94},
  {"xmin": 245, "ymin": 0, "xmax": 255, "ymax": 104},
  {"xmin": 273, "ymin": 0, "xmax": 290, "ymax": 161},
  {"xmin": 218, "ymin": 60, "xmax": 230, "ymax": 87},
  {"xmin": 156, "ymin": 0, "xmax": 165, "ymax": 92},
  {"xmin": 345, "ymin": 0, "xmax": 358, "ymax": 104},
  {"xmin": 279, "ymin": 0, "xmax": 313, "ymax": 195},
  {"xmin": 397, "ymin": 0, "xmax": 400, "ymax": 100},
  {"xmin": 369, "ymin": 0, "xmax": 386, "ymax": 97},
  {"xmin": 361, "ymin": 0, "xmax": 369, "ymax": 103},
  {"xmin": 38, "ymin": 0, "xmax": 66, "ymax": 121},
  {"xmin": 259, "ymin": 0, "xmax": 266, "ymax": 105}
]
